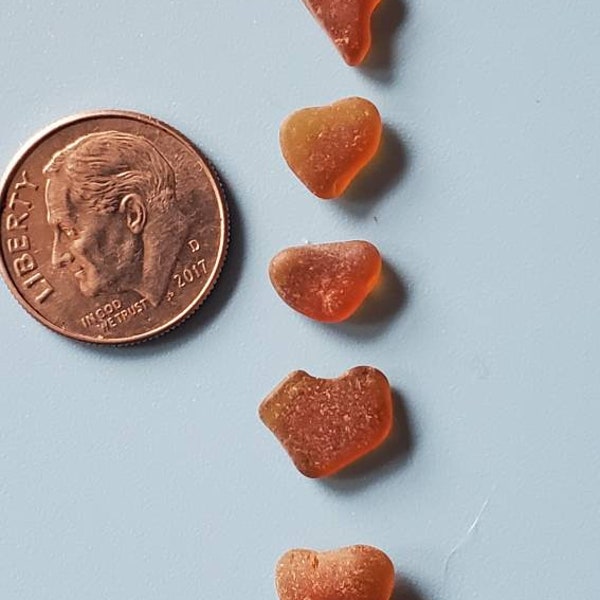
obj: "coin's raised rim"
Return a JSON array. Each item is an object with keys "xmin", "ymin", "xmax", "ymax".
[{"xmin": 0, "ymin": 109, "xmax": 229, "ymax": 345}]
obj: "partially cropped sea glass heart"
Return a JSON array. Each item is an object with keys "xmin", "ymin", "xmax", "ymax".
[
  {"xmin": 280, "ymin": 97, "xmax": 382, "ymax": 199},
  {"xmin": 302, "ymin": 0, "xmax": 383, "ymax": 66},
  {"xmin": 276, "ymin": 545, "xmax": 395, "ymax": 600},
  {"xmin": 269, "ymin": 241, "xmax": 382, "ymax": 323},
  {"xmin": 259, "ymin": 366, "xmax": 393, "ymax": 478}
]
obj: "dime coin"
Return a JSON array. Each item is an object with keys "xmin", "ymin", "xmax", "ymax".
[{"xmin": 0, "ymin": 110, "xmax": 229, "ymax": 344}]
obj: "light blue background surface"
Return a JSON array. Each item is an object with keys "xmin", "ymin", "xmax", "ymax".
[{"xmin": 1, "ymin": 1, "xmax": 600, "ymax": 598}]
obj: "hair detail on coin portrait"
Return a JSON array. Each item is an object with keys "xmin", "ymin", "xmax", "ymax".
[{"xmin": 43, "ymin": 131, "xmax": 189, "ymax": 307}]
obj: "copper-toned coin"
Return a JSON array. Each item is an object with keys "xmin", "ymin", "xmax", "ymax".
[{"xmin": 0, "ymin": 110, "xmax": 229, "ymax": 344}]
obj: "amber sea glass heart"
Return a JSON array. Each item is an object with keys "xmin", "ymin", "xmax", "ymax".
[
  {"xmin": 276, "ymin": 544, "xmax": 395, "ymax": 600},
  {"xmin": 269, "ymin": 241, "xmax": 382, "ymax": 323},
  {"xmin": 259, "ymin": 366, "xmax": 393, "ymax": 478},
  {"xmin": 302, "ymin": 0, "xmax": 383, "ymax": 66},
  {"xmin": 280, "ymin": 97, "xmax": 382, "ymax": 199}
]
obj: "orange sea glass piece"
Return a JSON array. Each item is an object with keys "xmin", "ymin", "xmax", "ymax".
[
  {"xmin": 269, "ymin": 241, "xmax": 382, "ymax": 323},
  {"xmin": 302, "ymin": 0, "xmax": 383, "ymax": 66},
  {"xmin": 276, "ymin": 545, "xmax": 395, "ymax": 600},
  {"xmin": 259, "ymin": 366, "xmax": 393, "ymax": 478},
  {"xmin": 280, "ymin": 97, "xmax": 382, "ymax": 199}
]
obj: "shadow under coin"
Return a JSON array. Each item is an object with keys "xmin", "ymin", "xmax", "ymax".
[
  {"xmin": 78, "ymin": 171, "xmax": 245, "ymax": 358},
  {"xmin": 360, "ymin": 0, "xmax": 408, "ymax": 84},
  {"xmin": 323, "ymin": 388, "xmax": 414, "ymax": 493},
  {"xmin": 338, "ymin": 126, "xmax": 409, "ymax": 217},
  {"xmin": 328, "ymin": 261, "xmax": 408, "ymax": 340}
]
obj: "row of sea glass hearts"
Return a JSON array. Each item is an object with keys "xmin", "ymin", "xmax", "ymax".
[{"xmin": 261, "ymin": 3, "xmax": 406, "ymax": 600}]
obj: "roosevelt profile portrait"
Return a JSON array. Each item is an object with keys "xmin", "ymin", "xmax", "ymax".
[{"xmin": 43, "ymin": 131, "xmax": 189, "ymax": 306}]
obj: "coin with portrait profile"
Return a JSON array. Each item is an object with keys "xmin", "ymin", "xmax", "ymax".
[{"xmin": 0, "ymin": 110, "xmax": 229, "ymax": 344}]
